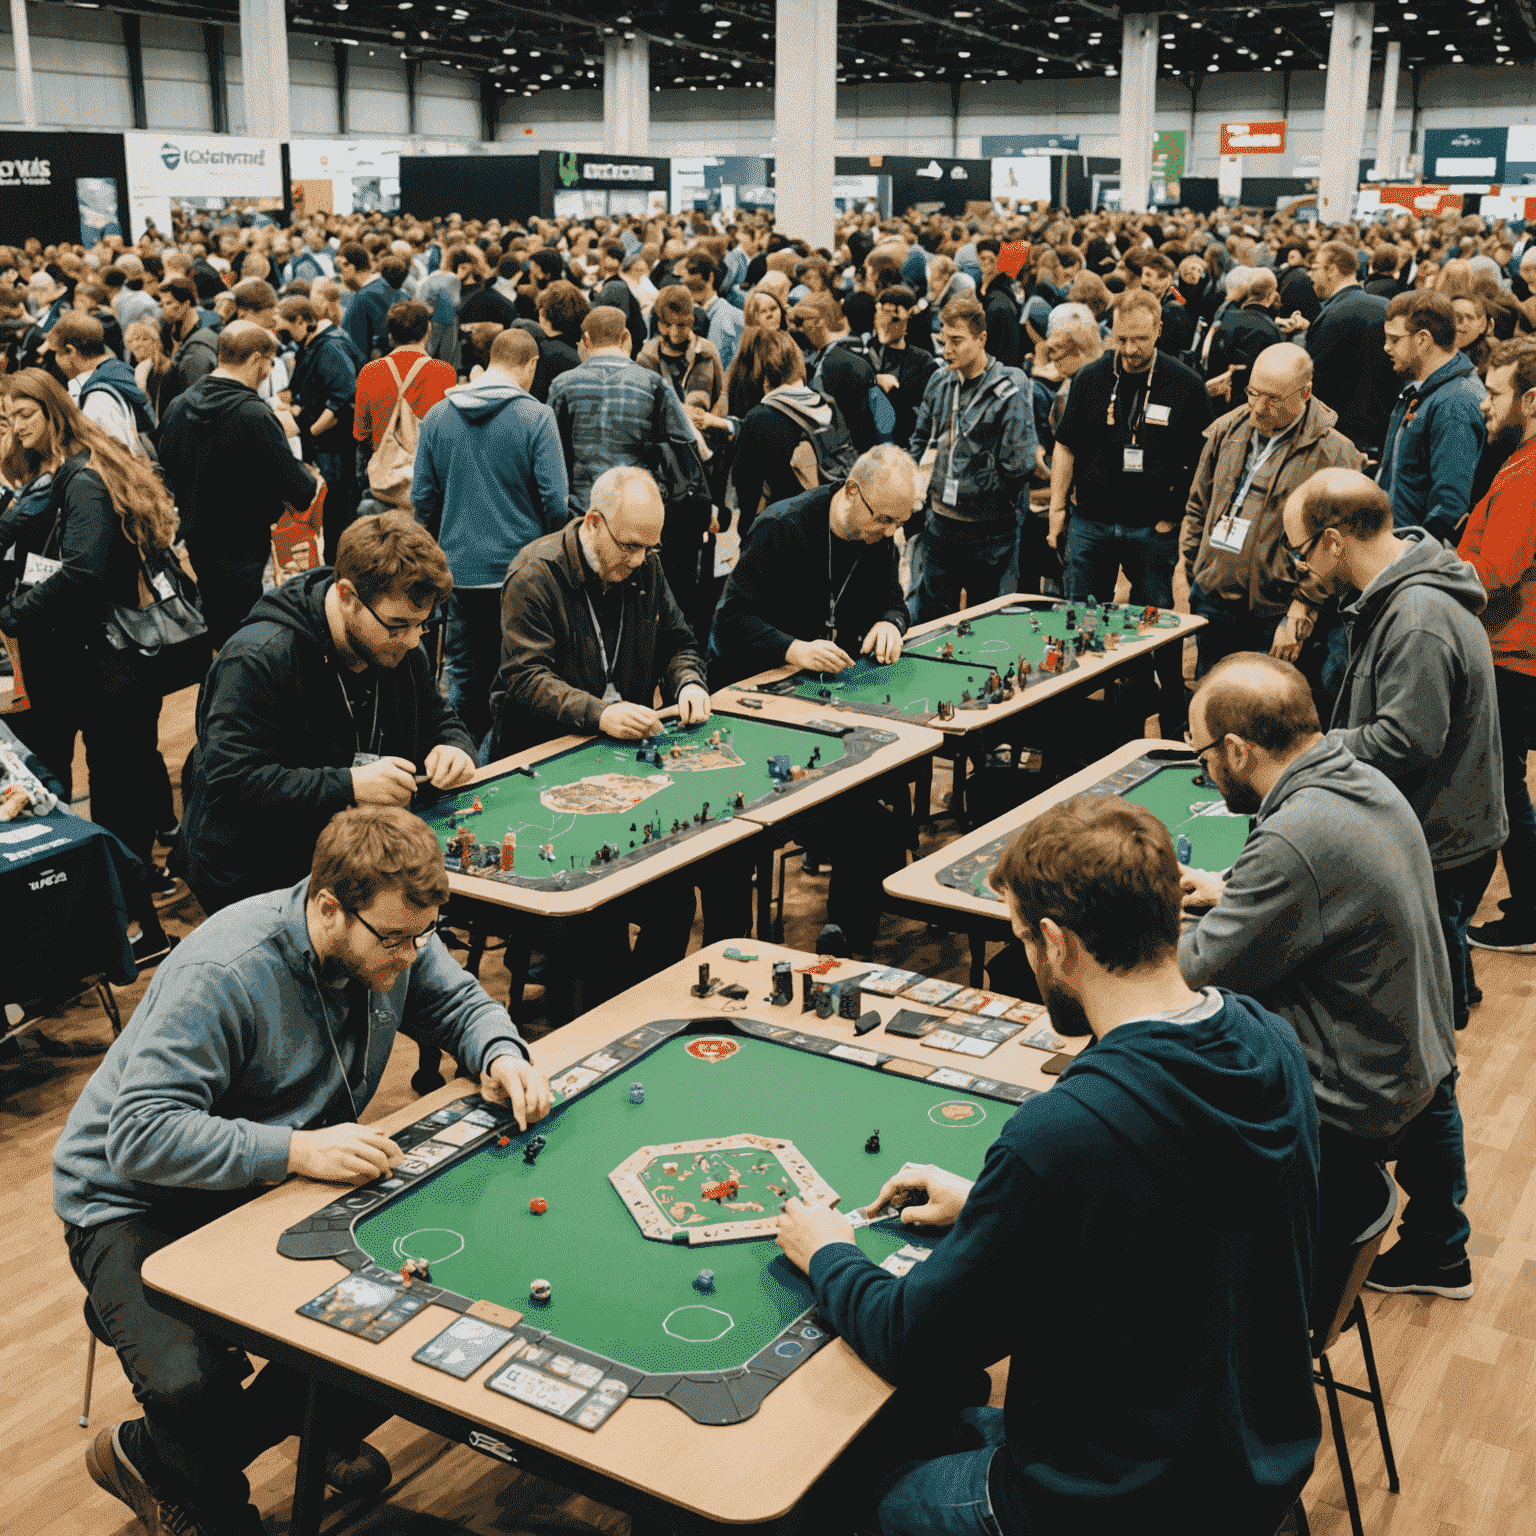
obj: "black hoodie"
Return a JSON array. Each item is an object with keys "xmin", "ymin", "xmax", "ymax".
[
  {"xmin": 159, "ymin": 372, "xmax": 317, "ymax": 564},
  {"xmin": 176, "ymin": 567, "xmax": 474, "ymax": 911}
]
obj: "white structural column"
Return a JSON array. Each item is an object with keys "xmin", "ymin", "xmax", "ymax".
[
  {"xmin": 1118, "ymin": 11, "xmax": 1158, "ymax": 215},
  {"xmin": 1319, "ymin": 2, "xmax": 1374, "ymax": 222},
  {"xmin": 775, "ymin": 0, "xmax": 836, "ymax": 252},
  {"xmin": 1374, "ymin": 38, "xmax": 1402, "ymax": 181},
  {"xmin": 9, "ymin": 0, "xmax": 37, "ymax": 128},
  {"xmin": 603, "ymin": 37, "xmax": 650, "ymax": 155},
  {"xmin": 239, "ymin": 0, "xmax": 291, "ymax": 142}
]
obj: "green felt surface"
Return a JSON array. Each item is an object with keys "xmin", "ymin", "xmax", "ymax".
[
  {"xmin": 355, "ymin": 1036, "xmax": 1003, "ymax": 1376},
  {"xmin": 1122, "ymin": 764, "xmax": 1253, "ymax": 873},
  {"xmin": 417, "ymin": 717, "xmax": 848, "ymax": 877},
  {"xmin": 774, "ymin": 603, "xmax": 1158, "ymax": 714}
]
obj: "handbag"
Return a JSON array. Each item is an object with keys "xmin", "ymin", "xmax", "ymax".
[{"xmin": 100, "ymin": 540, "xmax": 212, "ymax": 696}]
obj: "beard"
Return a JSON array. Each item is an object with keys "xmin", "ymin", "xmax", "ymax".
[
  {"xmin": 1487, "ymin": 414, "xmax": 1525, "ymax": 456},
  {"xmin": 1042, "ymin": 977, "xmax": 1094, "ymax": 1039},
  {"xmin": 1210, "ymin": 750, "xmax": 1263, "ymax": 815}
]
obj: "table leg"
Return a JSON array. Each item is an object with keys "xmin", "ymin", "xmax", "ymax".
[
  {"xmin": 913, "ymin": 755, "xmax": 934, "ymax": 835},
  {"xmin": 289, "ymin": 1377, "xmax": 331, "ymax": 1536},
  {"xmin": 952, "ymin": 746, "xmax": 970, "ymax": 827},
  {"xmin": 754, "ymin": 843, "xmax": 775, "ymax": 942},
  {"xmin": 969, "ymin": 930, "xmax": 987, "ymax": 989}
]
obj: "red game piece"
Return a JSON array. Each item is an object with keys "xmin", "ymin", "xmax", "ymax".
[
  {"xmin": 498, "ymin": 1135, "xmax": 510, "ymax": 1147},
  {"xmin": 530, "ymin": 1197, "xmax": 548, "ymax": 1214},
  {"xmin": 499, "ymin": 831, "xmax": 516, "ymax": 872}
]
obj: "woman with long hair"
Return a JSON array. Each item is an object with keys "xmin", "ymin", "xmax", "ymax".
[
  {"xmin": 0, "ymin": 367, "xmax": 181, "ymax": 917},
  {"xmin": 1453, "ymin": 295, "xmax": 1493, "ymax": 377}
]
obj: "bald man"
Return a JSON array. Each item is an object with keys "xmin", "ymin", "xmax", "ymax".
[
  {"xmin": 1177, "ymin": 653, "xmax": 1472, "ymax": 1299},
  {"xmin": 547, "ymin": 303, "xmax": 697, "ymax": 519},
  {"xmin": 1182, "ymin": 342, "xmax": 1362, "ymax": 679}
]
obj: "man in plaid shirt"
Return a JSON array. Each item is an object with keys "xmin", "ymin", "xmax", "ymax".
[{"xmin": 548, "ymin": 305, "xmax": 696, "ymax": 519}]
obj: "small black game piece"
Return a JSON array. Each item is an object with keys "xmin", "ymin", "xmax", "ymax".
[
  {"xmin": 802, "ymin": 972, "xmax": 819, "ymax": 1012},
  {"xmin": 734, "ymin": 791, "xmax": 745, "ymax": 810},
  {"xmin": 1065, "ymin": 608, "xmax": 1076, "ymax": 630},
  {"xmin": 865, "ymin": 1131, "xmax": 881, "ymax": 1154},
  {"xmin": 837, "ymin": 982, "xmax": 861, "ymax": 1021},
  {"xmin": 695, "ymin": 1269, "xmax": 715, "ymax": 1292},
  {"xmin": 854, "ymin": 1009, "xmax": 882, "ymax": 1037},
  {"xmin": 692, "ymin": 962, "xmax": 712, "ymax": 997},
  {"xmin": 957, "ymin": 619, "xmax": 972, "ymax": 638},
  {"xmin": 814, "ymin": 985, "xmax": 834, "ymax": 1020},
  {"xmin": 938, "ymin": 699, "xmax": 955, "ymax": 721},
  {"xmin": 1192, "ymin": 774, "xmax": 1206, "ymax": 787},
  {"xmin": 961, "ymin": 689, "xmax": 972, "ymax": 704},
  {"xmin": 630, "ymin": 823, "xmax": 636, "ymax": 831},
  {"xmin": 771, "ymin": 959, "xmax": 794, "ymax": 1006}
]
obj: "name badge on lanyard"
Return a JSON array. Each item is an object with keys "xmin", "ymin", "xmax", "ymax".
[
  {"xmin": 1123, "ymin": 445, "xmax": 1145, "ymax": 473},
  {"xmin": 1209, "ymin": 515, "xmax": 1252, "ymax": 554}
]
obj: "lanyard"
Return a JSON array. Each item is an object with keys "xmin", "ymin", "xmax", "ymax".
[
  {"xmin": 584, "ymin": 589, "xmax": 624, "ymax": 691},
  {"xmin": 826, "ymin": 514, "xmax": 864, "ymax": 638},
  {"xmin": 1221, "ymin": 418, "xmax": 1297, "ymax": 537},
  {"xmin": 1106, "ymin": 350, "xmax": 1156, "ymax": 441},
  {"xmin": 334, "ymin": 662, "xmax": 381, "ymax": 758}
]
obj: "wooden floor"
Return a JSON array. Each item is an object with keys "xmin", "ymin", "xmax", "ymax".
[{"xmin": 6, "ymin": 678, "xmax": 1536, "ymax": 1536}]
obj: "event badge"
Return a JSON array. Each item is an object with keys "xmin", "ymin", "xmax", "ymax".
[
  {"xmin": 352, "ymin": 752, "xmax": 382, "ymax": 768},
  {"xmin": 1145, "ymin": 403, "xmax": 1171, "ymax": 426},
  {"xmin": 601, "ymin": 681, "xmax": 622, "ymax": 705},
  {"xmin": 941, "ymin": 477, "xmax": 960, "ymax": 506},
  {"xmin": 1209, "ymin": 516, "xmax": 1252, "ymax": 554},
  {"xmin": 1122, "ymin": 446, "xmax": 1145, "ymax": 473},
  {"xmin": 22, "ymin": 552, "xmax": 62, "ymax": 585}
]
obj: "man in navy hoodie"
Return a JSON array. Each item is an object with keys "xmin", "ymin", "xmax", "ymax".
[
  {"xmin": 413, "ymin": 326, "xmax": 568, "ymax": 753},
  {"xmin": 45, "ymin": 312, "xmax": 156, "ymax": 447},
  {"xmin": 59, "ymin": 805, "xmax": 550, "ymax": 1536},
  {"xmin": 777, "ymin": 795, "xmax": 1321, "ymax": 1536}
]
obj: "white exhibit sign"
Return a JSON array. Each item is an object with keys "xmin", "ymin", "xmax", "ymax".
[
  {"xmin": 123, "ymin": 131, "xmax": 284, "ymax": 240},
  {"xmin": 989, "ymin": 157, "xmax": 1052, "ymax": 203},
  {"xmin": 288, "ymin": 140, "xmax": 402, "ymax": 215}
]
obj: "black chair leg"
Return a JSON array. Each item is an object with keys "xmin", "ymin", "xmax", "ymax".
[
  {"xmin": 1355, "ymin": 1305, "xmax": 1400, "ymax": 1493},
  {"xmin": 1320, "ymin": 1353, "xmax": 1365, "ymax": 1536}
]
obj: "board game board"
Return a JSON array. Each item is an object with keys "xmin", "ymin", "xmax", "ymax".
[
  {"xmin": 279, "ymin": 1016, "xmax": 1030, "ymax": 1428},
  {"xmin": 935, "ymin": 750, "xmax": 1255, "ymax": 903},
  {"xmin": 749, "ymin": 600, "xmax": 1181, "ymax": 722},
  {"xmin": 415, "ymin": 714, "xmax": 897, "ymax": 891}
]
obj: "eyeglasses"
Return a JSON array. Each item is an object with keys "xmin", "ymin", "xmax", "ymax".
[
  {"xmin": 846, "ymin": 478, "xmax": 907, "ymax": 530},
  {"xmin": 353, "ymin": 587, "xmax": 436, "ymax": 640},
  {"xmin": 344, "ymin": 905, "xmax": 441, "ymax": 953},
  {"xmin": 1382, "ymin": 328, "xmax": 1414, "ymax": 347},
  {"xmin": 1183, "ymin": 730, "xmax": 1225, "ymax": 764},
  {"xmin": 597, "ymin": 511, "xmax": 663, "ymax": 557},
  {"xmin": 1283, "ymin": 526, "xmax": 1335, "ymax": 565},
  {"xmin": 1245, "ymin": 384, "xmax": 1305, "ymax": 407}
]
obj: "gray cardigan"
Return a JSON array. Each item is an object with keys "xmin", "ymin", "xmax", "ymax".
[{"xmin": 1179, "ymin": 736, "xmax": 1455, "ymax": 1138}]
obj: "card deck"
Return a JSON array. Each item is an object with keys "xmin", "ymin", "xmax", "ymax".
[
  {"xmin": 298, "ymin": 1275, "xmax": 398, "ymax": 1335},
  {"xmin": 414, "ymin": 1315, "xmax": 518, "ymax": 1379},
  {"xmin": 883, "ymin": 1008, "xmax": 945, "ymax": 1039}
]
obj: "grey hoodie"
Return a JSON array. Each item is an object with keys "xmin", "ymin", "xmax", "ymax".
[
  {"xmin": 1330, "ymin": 528, "xmax": 1507, "ymax": 870},
  {"xmin": 1180, "ymin": 735, "xmax": 1454, "ymax": 1138}
]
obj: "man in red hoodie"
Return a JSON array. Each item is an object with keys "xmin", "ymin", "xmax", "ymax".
[{"xmin": 1462, "ymin": 339, "xmax": 1536, "ymax": 953}]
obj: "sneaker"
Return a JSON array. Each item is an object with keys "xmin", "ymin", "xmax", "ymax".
[
  {"xmin": 1363, "ymin": 1244, "xmax": 1474, "ymax": 1299},
  {"xmin": 325, "ymin": 1441, "xmax": 391, "ymax": 1496},
  {"xmin": 87, "ymin": 1423, "xmax": 215, "ymax": 1535},
  {"xmin": 1468, "ymin": 917, "xmax": 1536, "ymax": 953}
]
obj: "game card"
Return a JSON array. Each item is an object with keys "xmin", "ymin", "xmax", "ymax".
[
  {"xmin": 883, "ymin": 1008, "xmax": 946, "ymax": 1039},
  {"xmin": 859, "ymin": 966, "xmax": 923, "ymax": 996},
  {"xmin": 1020, "ymin": 1023, "xmax": 1068, "ymax": 1053},
  {"xmin": 425, "ymin": 1120, "xmax": 484, "ymax": 1148},
  {"xmin": 549, "ymin": 1065, "xmax": 599, "ymax": 1096},
  {"xmin": 414, "ymin": 1315, "xmax": 517, "ymax": 1380},
  {"xmin": 298, "ymin": 1274, "xmax": 398, "ymax": 1335},
  {"xmin": 899, "ymin": 977, "xmax": 965, "ymax": 1006},
  {"xmin": 948, "ymin": 990, "xmax": 1017, "ymax": 1018},
  {"xmin": 922, "ymin": 1028, "xmax": 968, "ymax": 1052},
  {"xmin": 359, "ymin": 1291, "xmax": 430, "ymax": 1341},
  {"xmin": 1004, "ymin": 1000, "xmax": 1048, "ymax": 1024}
]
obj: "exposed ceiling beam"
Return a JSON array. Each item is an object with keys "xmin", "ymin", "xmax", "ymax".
[{"xmin": 858, "ymin": 0, "xmax": 1086, "ymax": 68}]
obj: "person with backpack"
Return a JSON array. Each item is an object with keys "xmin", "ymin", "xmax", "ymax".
[
  {"xmin": 352, "ymin": 300, "xmax": 456, "ymax": 517},
  {"xmin": 154, "ymin": 276, "xmax": 220, "ymax": 417},
  {"xmin": 791, "ymin": 293, "xmax": 890, "ymax": 451},
  {"xmin": 413, "ymin": 328, "xmax": 567, "ymax": 753},
  {"xmin": 729, "ymin": 330, "xmax": 857, "ymax": 542},
  {"xmin": 44, "ymin": 313, "xmax": 158, "ymax": 452},
  {"xmin": 158, "ymin": 323, "xmax": 319, "ymax": 647},
  {"xmin": 907, "ymin": 295, "xmax": 1037, "ymax": 623}
]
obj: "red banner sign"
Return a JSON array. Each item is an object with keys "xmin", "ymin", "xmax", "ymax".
[{"xmin": 1219, "ymin": 121, "xmax": 1287, "ymax": 156}]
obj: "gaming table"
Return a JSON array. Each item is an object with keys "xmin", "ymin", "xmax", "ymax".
[
  {"xmin": 883, "ymin": 739, "xmax": 1256, "ymax": 985},
  {"xmin": 729, "ymin": 594, "xmax": 1204, "ymax": 823},
  {"xmin": 141, "ymin": 939, "xmax": 1080, "ymax": 1536},
  {"xmin": 417, "ymin": 699, "xmax": 942, "ymax": 1014}
]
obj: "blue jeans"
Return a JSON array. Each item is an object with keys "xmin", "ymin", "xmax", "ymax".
[
  {"xmin": 443, "ymin": 588, "xmax": 504, "ymax": 760},
  {"xmin": 1492, "ymin": 667, "xmax": 1536, "ymax": 922},
  {"xmin": 912, "ymin": 515, "xmax": 1018, "ymax": 626},
  {"xmin": 876, "ymin": 1406, "xmax": 1006, "ymax": 1536},
  {"xmin": 1187, "ymin": 584, "xmax": 1286, "ymax": 680},
  {"xmin": 1067, "ymin": 519, "xmax": 1186, "ymax": 737},
  {"xmin": 1436, "ymin": 852, "xmax": 1498, "ymax": 1030}
]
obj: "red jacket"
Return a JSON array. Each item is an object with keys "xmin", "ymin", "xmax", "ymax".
[{"xmin": 1458, "ymin": 435, "xmax": 1536, "ymax": 676}]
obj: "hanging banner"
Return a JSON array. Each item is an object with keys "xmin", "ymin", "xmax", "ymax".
[
  {"xmin": 0, "ymin": 132, "xmax": 128, "ymax": 246},
  {"xmin": 288, "ymin": 141, "xmax": 402, "ymax": 216},
  {"xmin": 1422, "ymin": 128, "xmax": 1507, "ymax": 183},
  {"xmin": 980, "ymin": 133, "xmax": 1079, "ymax": 157},
  {"xmin": 123, "ymin": 131, "xmax": 285, "ymax": 241},
  {"xmin": 1376, "ymin": 183, "xmax": 1461, "ymax": 217},
  {"xmin": 1219, "ymin": 121, "xmax": 1287, "ymax": 156},
  {"xmin": 990, "ymin": 158, "xmax": 1053, "ymax": 203},
  {"xmin": 1151, "ymin": 130, "xmax": 1186, "ymax": 204}
]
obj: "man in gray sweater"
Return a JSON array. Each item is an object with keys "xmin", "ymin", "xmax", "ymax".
[
  {"xmin": 56, "ymin": 806, "xmax": 551, "ymax": 1536},
  {"xmin": 1178, "ymin": 654, "xmax": 1471, "ymax": 1300},
  {"xmin": 1283, "ymin": 467, "xmax": 1506, "ymax": 1032}
]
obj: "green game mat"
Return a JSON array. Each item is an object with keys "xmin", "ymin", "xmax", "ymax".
[
  {"xmin": 415, "ymin": 714, "xmax": 893, "ymax": 892},
  {"xmin": 280, "ymin": 1017, "xmax": 1028, "ymax": 1425},
  {"xmin": 754, "ymin": 601, "xmax": 1177, "ymax": 721},
  {"xmin": 937, "ymin": 751, "xmax": 1254, "ymax": 902}
]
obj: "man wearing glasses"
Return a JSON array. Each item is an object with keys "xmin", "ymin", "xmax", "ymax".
[
  {"xmin": 1182, "ymin": 342, "xmax": 1361, "ymax": 681},
  {"xmin": 60, "ymin": 804, "xmax": 550, "ymax": 1536},
  {"xmin": 178, "ymin": 512, "xmax": 479, "ymax": 916}
]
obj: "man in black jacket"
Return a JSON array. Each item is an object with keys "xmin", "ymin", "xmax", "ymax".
[
  {"xmin": 156, "ymin": 276, "xmax": 220, "ymax": 417},
  {"xmin": 793, "ymin": 294, "xmax": 882, "ymax": 451},
  {"xmin": 176, "ymin": 512, "xmax": 476, "ymax": 914},
  {"xmin": 708, "ymin": 446, "xmax": 915, "ymax": 952},
  {"xmin": 280, "ymin": 293, "xmax": 360, "ymax": 557},
  {"xmin": 1205, "ymin": 268, "xmax": 1284, "ymax": 404},
  {"xmin": 1281, "ymin": 240, "xmax": 1397, "ymax": 458},
  {"xmin": 158, "ymin": 322, "xmax": 318, "ymax": 646},
  {"xmin": 975, "ymin": 240, "xmax": 1023, "ymax": 369},
  {"xmin": 864, "ymin": 286, "xmax": 938, "ymax": 449}
]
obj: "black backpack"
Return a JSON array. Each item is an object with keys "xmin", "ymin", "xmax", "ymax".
[{"xmin": 764, "ymin": 390, "xmax": 858, "ymax": 490}]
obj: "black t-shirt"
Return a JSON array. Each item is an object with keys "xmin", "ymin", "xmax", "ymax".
[
  {"xmin": 338, "ymin": 662, "xmax": 381, "ymax": 757},
  {"xmin": 1054, "ymin": 350, "xmax": 1212, "ymax": 528}
]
